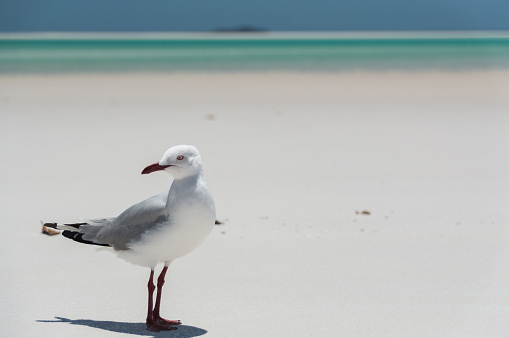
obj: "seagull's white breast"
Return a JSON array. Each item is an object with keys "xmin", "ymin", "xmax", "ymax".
[{"xmin": 117, "ymin": 175, "xmax": 216, "ymax": 268}]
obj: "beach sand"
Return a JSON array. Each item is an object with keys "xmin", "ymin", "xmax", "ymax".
[{"xmin": 1, "ymin": 71, "xmax": 508, "ymax": 337}]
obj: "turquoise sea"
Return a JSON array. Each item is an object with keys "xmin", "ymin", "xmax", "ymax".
[{"xmin": 1, "ymin": 33, "xmax": 509, "ymax": 73}]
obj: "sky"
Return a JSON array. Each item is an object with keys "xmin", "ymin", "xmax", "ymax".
[{"xmin": 1, "ymin": 0, "xmax": 508, "ymax": 32}]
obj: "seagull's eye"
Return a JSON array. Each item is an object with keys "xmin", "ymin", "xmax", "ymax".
[{"xmin": 176, "ymin": 155, "xmax": 184, "ymax": 161}]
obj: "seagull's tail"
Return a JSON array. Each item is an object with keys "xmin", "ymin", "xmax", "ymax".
[
  {"xmin": 43, "ymin": 222, "xmax": 86, "ymax": 232},
  {"xmin": 43, "ymin": 221, "xmax": 112, "ymax": 247}
]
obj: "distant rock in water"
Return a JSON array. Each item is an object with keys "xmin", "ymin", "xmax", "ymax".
[{"xmin": 213, "ymin": 25, "xmax": 268, "ymax": 33}]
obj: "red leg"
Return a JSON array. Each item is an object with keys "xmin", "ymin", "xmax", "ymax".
[
  {"xmin": 153, "ymin": 266, "xmax": 182, "ymax": 326},
  {"xmin": 146, "ymin": 269, "xmax": 177, "ymax": 331}
]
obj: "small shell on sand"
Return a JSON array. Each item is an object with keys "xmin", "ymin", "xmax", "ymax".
[{"xmin": 41, "ymin": 225, "xmax": 60, "ymax": 236}]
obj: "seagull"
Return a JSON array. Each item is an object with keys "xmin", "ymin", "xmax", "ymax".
[{"xmin": 44, "ymin": 145, "xmax": 216, "ymax": 332}]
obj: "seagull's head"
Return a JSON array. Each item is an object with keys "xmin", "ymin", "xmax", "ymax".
[{"xmin": 141, "ymin": 145, "xmax": 203, "ymax": 180}]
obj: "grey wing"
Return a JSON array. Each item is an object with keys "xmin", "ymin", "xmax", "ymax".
[{"xmin": 96, "ymin": 191, "xmax": 169, "ymax": 250}]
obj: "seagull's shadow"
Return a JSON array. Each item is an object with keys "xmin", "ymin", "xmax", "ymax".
[{"xmin": 37, "ymin": 317, "xmax": 207, "ymax": 337}]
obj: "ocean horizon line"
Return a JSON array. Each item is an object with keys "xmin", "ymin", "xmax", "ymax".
[{"xmin": 1, "ymin": 30, "xmax": 509, "ymax": 41}]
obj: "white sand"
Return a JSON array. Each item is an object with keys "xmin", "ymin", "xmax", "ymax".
[{"xmin": 1, "ymin": 71, "xmax": 508, "ymax": 337}]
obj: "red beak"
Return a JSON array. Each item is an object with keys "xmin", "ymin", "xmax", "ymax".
[{"xmin": 141, "ymin": 163, "xmax": 170, "ymax": 175}]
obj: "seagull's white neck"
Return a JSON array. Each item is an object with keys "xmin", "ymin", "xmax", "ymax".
[
  {"xmin": 166, "ymin": 172, "xmax": 205, "ymax": 207},
  {"xmin": 172, "ymin": 172, "xmax": 202, "ymax": 189}
]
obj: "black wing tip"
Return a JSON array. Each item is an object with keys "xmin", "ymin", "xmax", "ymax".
[{"xmin": 62, "ymin": 230, "xmax": 111, "ymax": 247}]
